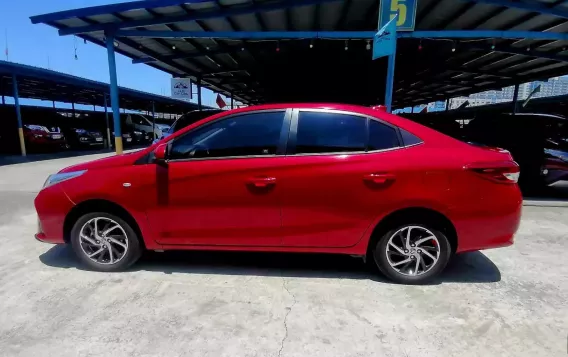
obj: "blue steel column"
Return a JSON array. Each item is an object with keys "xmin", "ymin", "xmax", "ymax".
[
  {"xmin": 104, "ymin": 95, "xmax": 112, "ymax": 148},
  {"xmin": 105, "ymin": 32, "xmax": 123, "ymax": 154},
  {"xmin": 384, "ymin": 38, "xmax": 397, "ymax": 113},
  {"xmin": 197, "ymin": 78, "xmax": 202, "ymax": 110},
  {"xmin": 512, "ymin": 84, "xmax": 519, "ymax": 114},
  {"xmin": 12, "ymin": 74, "xmax": 26, "ymax": 156},
  {"xmin": 152, "ymin": 101, "xmax": 156, "ymax": 139}
]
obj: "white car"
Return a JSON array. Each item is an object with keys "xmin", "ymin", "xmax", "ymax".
[{"xmin": 125, "ymin": 114, "xmax": 163, "ymax": 140}]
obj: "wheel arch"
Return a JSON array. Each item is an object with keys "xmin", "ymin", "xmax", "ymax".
[
  {"xmin": 366, "ymin": 207, "xmax": 458, "ymax": 255},
  {"xmin": 63, "ymin": 199, "xmax": 146, "ymax": 249}
]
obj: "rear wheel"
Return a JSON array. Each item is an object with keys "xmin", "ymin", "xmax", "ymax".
[
  {"xmin": 70, "ymin": 212, "xmax": 142, "ymax": 272},
  {"xmin": 371, "ymin": 224, "xmax": 451, "ymax": 284}
]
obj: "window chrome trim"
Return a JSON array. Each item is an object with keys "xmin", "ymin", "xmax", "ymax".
[{"xmin": 166, "ymin": 109, "xmax": 290, "ymax": 163}]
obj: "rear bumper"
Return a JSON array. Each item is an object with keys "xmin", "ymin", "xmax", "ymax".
[{"xmin": 453, "ymin": 185, "xmax": 522, "ymax": 253}]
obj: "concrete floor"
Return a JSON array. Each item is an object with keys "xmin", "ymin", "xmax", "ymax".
[{"xmin": 0, "ymin": 153, "xmax": 567, "ymax": 357}]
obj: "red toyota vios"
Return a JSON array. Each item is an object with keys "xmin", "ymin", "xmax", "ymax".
[{"xmin": 34, "ymin": 104, "xmax": 522, "ymax": 284}]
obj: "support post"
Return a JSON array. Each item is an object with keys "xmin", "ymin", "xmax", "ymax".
[
  {"xmin": 2, "ymin": 95, "xmax": 5, "ymax": 105},
  {"xmin": 384, "ymin": 40, "xmax": 397, "ymax": 113},
  {"xmin": 512, "ymin": 84, "xmax": 519, "ymax": 115},
  {"xmin": 72, "ymin": 101, "xmax": 75, "ymax": 118},
  {"xmin": 104, "ymin": 95, "xmax": 112, "ymax": 149},
  {"xmin": 231, "ymin": 93, "xmax": 234, "ymax": 109},
  {"xmin": 152, "ymin": 101, "xmax": 156, "ymax": 140},
  {"xmin": 105, "ymin": 32, "xmax": 123, "ymax": 154},
  {"xmin": 197, "ymin": 78, "xmax": 202, "ymax": 111},
  {"xmin": 93, "ymin": 104, "xmax": 96, "ymax": 112},
  {"xmin": 12, "ymin": 74, "xmax": 26, "ymax": 156},
  {"xmin": 52, "ymin": 101, "xmax": 55, "ymax": 109}
]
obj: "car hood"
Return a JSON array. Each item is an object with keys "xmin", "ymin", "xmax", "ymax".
[{"xmin": 59, "ymin": 151, "xmax": 140, "ymax": 173}]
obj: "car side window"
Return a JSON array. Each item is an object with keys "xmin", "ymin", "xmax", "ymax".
[
  {"xmin": 399, "ymin": 129, "xmax": 423, "ymax": 147},
  {"xmin": 368, "ymin": 119, "xmax": 401, "ymax": 150},
  {"xmin": 169, "ymin": 111, "xmax": 285, "ymax": 160},
  {"xmin": 295, "ymin": 111, "xmax": 367, "ymax": 154},
  {"xmin": 131, "ymin": 115, "xmax": 146, "ymax": 125}
]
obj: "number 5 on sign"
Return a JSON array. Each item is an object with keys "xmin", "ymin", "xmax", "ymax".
[
  {"xmin": 390, "ymin": 0, "xmax": 407, "ymax": 26},
  {"xmin": 379, "ymin": 0, "xmax": 417, "ymax": 31}
]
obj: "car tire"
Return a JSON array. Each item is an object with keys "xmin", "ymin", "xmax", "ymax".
[
  {"xmin": 371, "ymin": 224, "xmax": 451, "ymax": 284},
  {"xmin": 70, "ymin": 212, "xmax": 142, "ymax": 272}
]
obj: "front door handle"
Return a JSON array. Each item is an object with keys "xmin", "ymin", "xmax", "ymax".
[
  {"xmin": 247, "ymin": 176, "xmax": 276, "ymax": 188},
  {"xmin": 363, "ymin": 173, "xmax": 396, "ymax": 185}
]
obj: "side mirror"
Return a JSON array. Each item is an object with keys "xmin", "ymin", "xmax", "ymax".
[{"xmin": 154, "ymin": 143, "xmax": 167, "ymax": 164}]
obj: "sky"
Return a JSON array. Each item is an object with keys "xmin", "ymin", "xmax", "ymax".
[{"xmin": 0, "ymin": 0, "xmax": 225, "ymax": 110}]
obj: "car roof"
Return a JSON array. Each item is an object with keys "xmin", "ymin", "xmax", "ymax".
[
  {"xmin": 501, "ymin": 112, "xmax": 566, "ymax": 120},
  {"xmin": 147, "ymin": 103, "xmax": 461, "ymax": 151}
]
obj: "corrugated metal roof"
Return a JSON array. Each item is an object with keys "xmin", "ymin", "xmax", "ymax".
[
  {"xmin": 30, "ymin": 0, "xmax": 568, "ymax": 107},
  {"xmin": 0, "ymin": 61, "xmax": 207, "ymax": 113}
]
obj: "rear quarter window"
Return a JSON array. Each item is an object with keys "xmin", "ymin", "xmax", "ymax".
[{"xmin": 400, "ymin": 129, "xmax": 423, "ymax": 147}]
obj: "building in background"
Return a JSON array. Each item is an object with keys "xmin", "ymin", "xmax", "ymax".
[{"xmin": 420, "ymin": 77, "xmax": 568, "ymax": 112}]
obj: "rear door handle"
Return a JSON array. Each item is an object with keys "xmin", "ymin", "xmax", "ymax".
[
  {"xmin": 247, "ymin": 176, "xmax": 276, "ymax": 188},
  {"xmin": 363, "ymin": 173, "xmax": 396, "ymax": 184}
]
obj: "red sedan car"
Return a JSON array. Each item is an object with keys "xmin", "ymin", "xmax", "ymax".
[{"xmin": 34, "ymin": 104, "xmax": 522, "ymax": 284}]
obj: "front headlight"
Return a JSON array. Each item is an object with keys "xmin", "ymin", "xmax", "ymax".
[
  {"xmin": 134, "ymin": 131, "xmax": 142, "ymax": 135},
  {"xmin": 43, "ymin": 170, "xmax": 87, "ymax": 188}
]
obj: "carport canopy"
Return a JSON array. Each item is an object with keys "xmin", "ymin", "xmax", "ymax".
[
  {"xmin": 29, "ymin": 0, "xmax": 568, "ymax": 108},
  {"xmin": 0, "ymin": 60, "xmax": 207, "ymax": 113}
]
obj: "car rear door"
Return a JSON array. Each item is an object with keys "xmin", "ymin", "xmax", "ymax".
[
  {"xmin": 278, "ymin": 109, "xmax": 406, "ymax": 248},
  {"xmin": 145, "ymin": 109, "xmax": 291, "ymax": 246}
]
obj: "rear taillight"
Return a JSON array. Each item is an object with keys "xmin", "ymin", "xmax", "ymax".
[{"xmin": 464, "ymin": 161, "xmax": 520, "ymax": 184}]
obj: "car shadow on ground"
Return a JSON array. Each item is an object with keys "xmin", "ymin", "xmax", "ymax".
[{"xmin": 39, "ymin": 245, "xmax": 500, "ymax": 285}]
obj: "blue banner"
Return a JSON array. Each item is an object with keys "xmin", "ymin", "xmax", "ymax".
[
  {"xmin": 378, "ymin": 0, "xmax": 417, "ymax": 31},
  {"xmin": 372, "ymin": 15, "xmax": 397, "ymax": 60}
]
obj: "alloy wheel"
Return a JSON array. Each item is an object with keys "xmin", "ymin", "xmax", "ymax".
[
  {"xmin": 79, "ymin": 217, "xmax": 129, "ymax": 265},
  {"xmin": 385, "ymin": 226, "xmax": 441, "ymax": 276}
]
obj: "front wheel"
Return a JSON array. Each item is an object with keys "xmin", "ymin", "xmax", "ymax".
[
  {"xmin": 70, "ymin": 212, "xmax": 142, "ymax": 272},
  {"xmin": 372, "ymin": 224, "xmax": 451, "ymax": 284}
]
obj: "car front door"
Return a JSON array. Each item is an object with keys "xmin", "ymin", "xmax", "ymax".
[
  {"xmin": 278, "ymin": 109, "xmax": 405, "ymax": 248},
  {"xmin": 146, "ymin": 110, "xmax": 290, "ymax": 246}
]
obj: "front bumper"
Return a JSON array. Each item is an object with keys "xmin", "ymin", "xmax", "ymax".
[
  {"xmin": 34, "ymin": 185, "xmax": 75, "ymax": 244},
  {"xmin": 77, "ymin": 136, "xmax": 105, "ymax": 146}
]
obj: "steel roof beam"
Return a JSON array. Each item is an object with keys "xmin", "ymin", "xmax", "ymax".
[
  {"xmin": 116, "ymin": 30, "xmax": 377, "ymax": 39},
  {"xmin": 463, "ymin": 0, "xmax": 568, "ymax": 20},
  {"xmin": 132, "ymin": 47, "xmax": 242, "ymax": 64},
  {"xmin": 398, "ymin": 30, "xmax": 568, "ymax": 41},
  {"xmin": 53, "ymin": 0, "xmax": 341, "ymax": 36},
  {"xmin": 116, "ymin": 29, "xmax": 568, "ymax": 41},
  {"xmin": 464, "ymin": 43, "xmax": 568, "ymax": 63}
]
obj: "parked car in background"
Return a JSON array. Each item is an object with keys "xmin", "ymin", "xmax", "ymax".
[
  {"xmin": 23, "ymin": 124, "xmax": 67, "ymax": 151},
  {"xmin": 124, "ymin": 113, "xmax": 163, "ymax": 140},
  {"xmin": 464, "ymin": 113, "xmax": 568, "ymax": 188},
  {"xmin": 154, "ymin": 109, "xmax": 223, "ymax": 143},
  {"xmin": 35, "ymin": 103, "xmax": 522, "ymax": 284},
  {"xmin": 60, "ymin": 117, "xmax": 105, "ymax": 149}
]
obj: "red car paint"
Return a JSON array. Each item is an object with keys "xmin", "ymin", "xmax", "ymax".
[{"xmin": 34, "ymin": 103, "xmax": 522, "ymax": 255}]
